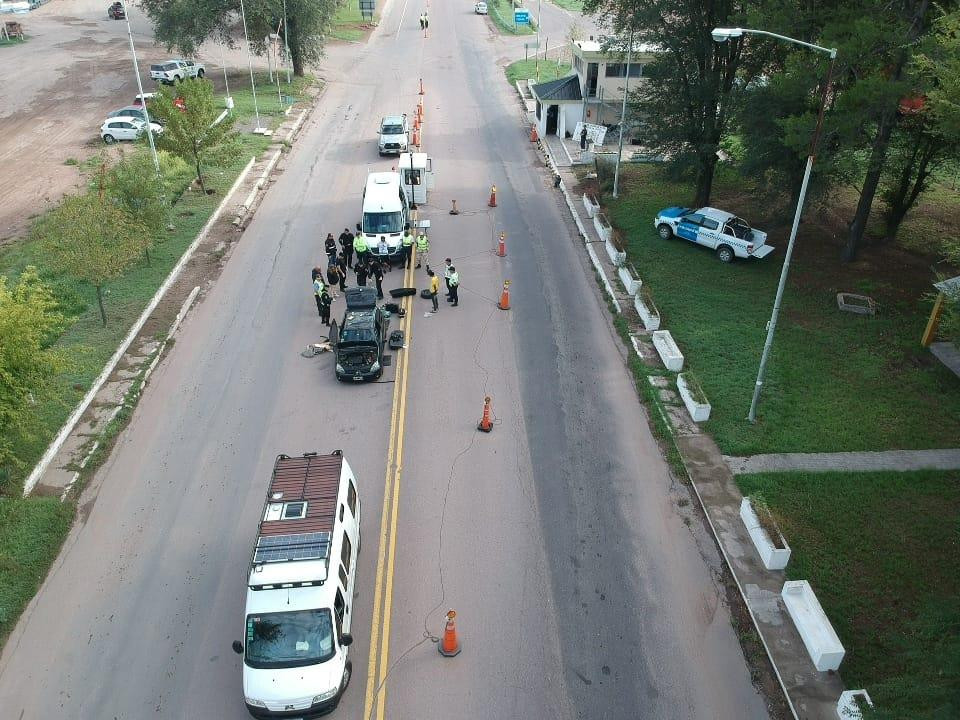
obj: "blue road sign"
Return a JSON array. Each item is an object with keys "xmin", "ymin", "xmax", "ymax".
[{"xmin": 514, "ymin": 8, "xmax": 530, "ymax": 24}]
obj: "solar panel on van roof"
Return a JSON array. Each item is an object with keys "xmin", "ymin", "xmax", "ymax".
[{"xmin": 253, "ymin": 531, "xmax": 331, "ymax": 564}]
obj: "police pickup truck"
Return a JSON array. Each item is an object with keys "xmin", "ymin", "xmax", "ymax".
[
  {"xmin": 654, "ymin": 206, "xmax": 774, "ymax": 263},
  {"xmin": 150, "ymin": 59, "xmax": 206, "ymax": 84}
]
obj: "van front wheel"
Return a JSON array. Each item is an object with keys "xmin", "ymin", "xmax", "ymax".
[{"xmin": 341, "ymin": 661, "xmax": 352, "ymax": 692}]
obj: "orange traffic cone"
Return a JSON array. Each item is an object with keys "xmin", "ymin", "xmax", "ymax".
[
  {"xmin": 497, "ymin": 232, "xmax": 506, "ymax": 257},
  {"xmin": 412, "ymin": 127, "xmax": 421, "ymax": 148},
  {"xmin": 477, "ymin": 396, "xmax": 493, "ymax": 432},
  {"xmin": 488, "ymin": 184, "xmax": 497, "ymax": 208},
  {"xmin": 497, "ymin": 280, "xmax": 511, "ymax": 311},
  {"xmin": 438, "ymin": 610, "xmax": 461, "ymax": 656},
  {"xmin": 419, "ymin": 78, "xmax": 425, "ymax": 95},
  {"xmin": 530, "ymin": 124, "xmax": 539, "ymax": 142},
  {"xmin": 450, "ymin": 199, "xmax": 460, "ymax": 215}
]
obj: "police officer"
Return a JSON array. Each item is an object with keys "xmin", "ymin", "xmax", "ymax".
[
  {"xmin": 401, "ymin": 227, "xmax": 415, "ymax": 269},
  {"xmin": 371, "ymin": 258, "xmax": 385, "ymax": 299},
  {"xmin": 448, "ymin": 266, "xmax": 460, "ymax": 307},
  {"xmin": 318, "ymin": 286, "xmax": 332, "ymax": 326},
  {"xmin": 324, "ymin": 233, "xmax": 337, "ymax": 263},
  {"xmin": 339, "ymin": 227, "xmax": 354, "ymax": 269},
  {"xmin": 353, "ymin": 232, "xmax": 369, "ymax": 266},
  {"xmin": 443, "ymin": 258, "xmax": 453, "ymax": 300},
  {"xmin": 415, "ymin": 231, "xmax": 429, "ymax": 269}
]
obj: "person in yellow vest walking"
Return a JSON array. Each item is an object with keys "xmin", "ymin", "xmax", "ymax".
[
  {"xmin": 415, "ymin": 231, "xmax": 430, "ymax": 269},
  {"xmin": 353, "ymin": 233, "xmax": 369, "ymax": 266},
  {"xmin": 401, "ymin": 227, "xmax": 415, "ymax": 269}
]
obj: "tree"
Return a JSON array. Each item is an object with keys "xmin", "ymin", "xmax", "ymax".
[
  {"xmin": 36, "ymin": 192, "xmax": 150, "ymax": 326},
  {"xmin": 107, "ymin": 150, "xmax": 171, "ymax": 265},
  {"xmin": 0, "ymin": 268, "xmax": 66, "ymax": 476},
  {"xmin": 879, "ymin": 8, "xmax": 960, "ymax": 243},
  {"xmin": 585, "ymin": 0, "xmax": 770, "ymax": 206},
  {"xmin": 842, "ymin": 0, "xmax": 934, "ymax": 260},
  {"xmin": 149, "ymin": 79, "xmax": 240, "ymax": 194},
  {"xmin": 140, "ymin": 0, "xmax": 338, "ymax": 77}
]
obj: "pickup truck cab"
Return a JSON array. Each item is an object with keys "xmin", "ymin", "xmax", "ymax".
[
  {"xmin": 378, "ymin": 114, "xmax": 409, "ymax": 156},
  {"xmin": 654, "ymin": 206, "xmax": 775, "ymax": 263},
  {"xmin": 150, "ymin": 59, "xmax": 205, "ymax": 84},
  {"xmin": 333, "ymin": 288, "xmax": 388, "ymax": 382}
]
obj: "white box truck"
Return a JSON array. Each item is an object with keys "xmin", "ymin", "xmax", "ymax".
[{"xmin": 233, "ymin": 451, "xmax": 361, "ymax": 718}]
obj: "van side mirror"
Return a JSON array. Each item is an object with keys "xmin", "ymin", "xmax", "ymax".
[
  {"xmin": 232, "ymin": 640, "xmax": 244, "ymax": 654},
  {"xmin": 340, "ymin": 633, "xmax": 353, "ymax": 647}
]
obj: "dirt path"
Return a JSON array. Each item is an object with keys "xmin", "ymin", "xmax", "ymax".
[{"xmin": 0, "ymin": 0, "xmax": 254, "ymax": 243}]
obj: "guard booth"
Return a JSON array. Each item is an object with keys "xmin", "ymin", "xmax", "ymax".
[{"xmin": 399, "ymin": 152, "xmax": 434, "ymax": 205}]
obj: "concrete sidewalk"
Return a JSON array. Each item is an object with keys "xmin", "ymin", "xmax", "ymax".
[
  {"xmin": 533, "ymin": 131, "xmax": 848, "ymax": 719},
  {"xmin": 726, "ymin": 448, "xmax": 960, "ymax": 474}
]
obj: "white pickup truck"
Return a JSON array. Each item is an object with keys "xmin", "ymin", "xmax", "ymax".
[
  {"xmin": 654, "ymin": 206, "xmax": 775, "ymax": 263},
  {"xmin": 150, "ymin": 59, "xmax": 205, "ymax": 84}
]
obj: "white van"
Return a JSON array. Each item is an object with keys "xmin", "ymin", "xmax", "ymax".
[
  {"xmin": 233, "ymin": 451, "xmax": 361, "ymax": 718},
  {"xmin": 361, "ymin": 171, "xmax": 409, "ymax": 263}
]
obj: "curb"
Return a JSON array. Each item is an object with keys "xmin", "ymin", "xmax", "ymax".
[{"xmin": 22, "ymin": 156, "xmax": 257, "ymax": 497}]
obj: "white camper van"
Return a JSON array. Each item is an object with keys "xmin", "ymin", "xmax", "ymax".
[
  {"xmin": 233, "ymin": 451, "xmax": 361, "ymax": 718},
  {"xmin": 361, "ymin": 171, "xmax": 409, "ymax": 264}
]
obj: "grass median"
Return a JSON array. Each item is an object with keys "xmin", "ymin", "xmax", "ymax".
[
  {"xmin": 736, "ymin": 470, "xmax": 960, "ymax": 719},
  {"xmin": 601, "ymin": 164, "xmax": 960, "ymax": 456},
  {"xmin": 0, "ymin": 73, "xmax": 314, "ymax": 649},
  {"xmin": 331, "ymin": 0, "xmax": 375, "ymax": 42},
  {"xmin": 488, "ymin": 0, "xmax": 537, "ymax": 35}
]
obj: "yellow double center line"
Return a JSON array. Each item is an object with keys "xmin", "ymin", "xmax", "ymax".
[{"xmin": 363, "ymin": 247, "xmax": 416, "ymax": 720}]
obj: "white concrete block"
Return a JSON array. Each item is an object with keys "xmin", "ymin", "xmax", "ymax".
[
  {"xmin": 782, "ymin": 580, "xmax": 845, "ymax": 672},
  {"xmin": 604, "ymin": 239, "xmax": 626, "ymax": 267},
  {"xmin": 617, "ymin": 265, "xmax": 640, "ymax": 296},
  {"xmin": 635, "ymin": 293, "xmax": 660, "ymax": 331},
  {"xmin": 593, "ymin": 212, "xmax": 612, "ymax": 244},
  {"xmin": 677, "ymin": 373, "xmax": 711, "ymax": 422},
  {"xmin": 740, "ymin": 497, "xmax": 791, "ymax": 570},
  {"xmin": 652, "ymin": 330, "xmax": 684, "ymax": 372},
  {"xmin": 582, "ymin": 192, "xmax": 599, "ymax": 218},
  {"xmin": 837, "ymin": 689, "xmax": 874, "ymax": 719}
]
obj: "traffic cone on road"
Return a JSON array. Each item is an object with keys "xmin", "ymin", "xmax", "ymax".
[
  {"xmin": 477, "ymin": 397, "xmax": 493, "ymax": 433},
  {"xmin": 497, "ymin": 232, "xmax": 506, "ymax": 257},
  {"xmin": 497, "ymin": 280, "xmax": 511, "ymax": 311},
  {"xmin": 450, "ymin": 200, "xmax": 460, "ymax": 215},
  {"xmin": 412, "ymin": 127, "xmax": 421, "ymax": 148},
  {"xmin": 530, "ymin": 124, "xmax": 539, "ymax": 142},
  {"xmin": 438, "ymin": 610, "xmax": 461, "ymax": 656},
  {"xmin": 488, "ymin": 184, "xmax": 497, "ymax": 207}
]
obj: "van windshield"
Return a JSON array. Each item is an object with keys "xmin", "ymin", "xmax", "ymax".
[
  {"xmin": 363, "ymin": 212, "xmax": 403, "ymax": 234},
  {"xmin": 245, "ymin": 609, "xmax": 335, "ymax": 669}
]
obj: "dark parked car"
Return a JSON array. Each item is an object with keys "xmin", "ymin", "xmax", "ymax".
[{"xmin": 332, "ymin": 288, "xmax": 388, "ymax": 382}]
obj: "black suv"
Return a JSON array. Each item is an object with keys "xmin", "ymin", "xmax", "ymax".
[{"xmin": 333, "ymin": 288, "xmax": 388, "ymax": 382}]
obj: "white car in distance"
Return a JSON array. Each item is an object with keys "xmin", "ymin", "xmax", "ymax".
[
  {"xmin": 475, "ymin": 2, "xmax": 488, "ymax": 13},
  {"xmin": 100, "ymin": 116, "xmax": 162, "ymax": 144}
]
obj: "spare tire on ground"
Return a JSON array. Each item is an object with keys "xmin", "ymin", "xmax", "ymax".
[
  {"xmin": 420, "ymin": 289, "xmax": 432, "ymax": 299},
  {"xmin": 389, "ymin": 330, "xmax": 405, "ymax": 350},
  {"xmin": 389, "ymin": 287, "xmax": 417, "ymax": 298}
]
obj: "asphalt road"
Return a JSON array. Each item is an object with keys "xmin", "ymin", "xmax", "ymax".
[{"xmin": 0, "ymin": 2, "xmax": 769, "ymax": 719}]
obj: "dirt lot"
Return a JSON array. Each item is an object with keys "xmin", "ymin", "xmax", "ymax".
[{"xmin": 0, "ymin": 0, "xmax": 253, "ymax": 243}]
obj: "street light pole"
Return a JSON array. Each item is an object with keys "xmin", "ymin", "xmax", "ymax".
[
  {"xmin": 238, "ymin": 0, "xmax": 265, "ymax": 133},
  {"xmin": 119, "ymin": 0, "xmax": 160, "ymax": 176},
  {"xmin": 612, "ymin": 27, "xmax": 634, "ymax": 199},
  {"xmin": 282, "ymin": 0, "xmax": 292, "ymax": 84},
  {"xmin": 536, "ymin": 0, "xmax": 541, "ymax": 82},
  {"xmin": 712, "ymin": 28, "xmax": 837, "ymax": 423}
]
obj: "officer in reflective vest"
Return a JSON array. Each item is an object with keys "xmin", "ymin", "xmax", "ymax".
[
  {"xmin": 401, "ymin": 229, "xmax": 414, "ymax": 269},
  {"xmin": 415, "ymin": 232, "xmax": 430, "ymax": 269},
  {"xmin": 353, "ymin": 233, "xmax": 369, "ymax": 266}
]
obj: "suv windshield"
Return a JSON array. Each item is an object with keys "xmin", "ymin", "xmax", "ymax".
[
  {"xmin": 381, "ymin": 124, "xmax": 404, "ymax": 135},
  {"xmin": 363, "ymin": 211, "xmax": 402, "ymax": 234},
  {"xmin": 245, "ymin": 609, "xmax": 335, "ymax": 669}
]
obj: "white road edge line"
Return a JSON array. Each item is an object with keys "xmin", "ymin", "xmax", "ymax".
[{"xmin": 23, "ymin": 156, "xmax": 258, "ymax": 497}]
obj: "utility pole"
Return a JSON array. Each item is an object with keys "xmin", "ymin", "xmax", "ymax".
[
  {"xmin": 119, "ymin": 0, "xmax": 160, "ymax": 176},
  {"xmin": 612, "ymin": 27, "xmax": 634, "ymax": 199},
  {"xmin": 238, "ymin": 0, "xmax": 265, "ymax": 133}
]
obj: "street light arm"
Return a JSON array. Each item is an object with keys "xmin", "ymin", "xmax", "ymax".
[{"xmin": 720, "ymin": 27, "xmax": 837, "ymax": 58}]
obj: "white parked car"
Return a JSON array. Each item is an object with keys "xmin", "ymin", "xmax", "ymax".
[
  {"xmin": 653, "ymin": 206, "xmax": 775, "ymax": 263},
  {"xmin": 100, "ymin": 116, "xmax": 162, "ymax": 144},
  {"xmin": 475, "ymin": 2, "xmax": 488, "ymax": 13},
  {"xmin": 150, "ymin": 59, "xmax": 205, "ymax": 84}
]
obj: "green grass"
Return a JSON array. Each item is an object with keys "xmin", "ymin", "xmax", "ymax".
[
  {"xmin": 488, "ymin": 0, "xmax": 537, "ymax": 35},
  {"xmin": 0, "ymin": 36, "xmax": 27, "ymax": 47},
  {"xmin": 0, "ymin": 496, "xmax": 73, "ymax": 644},
  {"xmin": 505, "ymin": 58, "xmax": 573, "ymax": 86},
  {"xmin": 603, "ymin": 164, "xmax": 960, "ymax": 455},
  {"xmin": 736, "ymin": 471, "xmax": 960, "ymax": 719},
  {"xmin": 330, "ymin": 0, "xmax": 375, "ymax": 42},
  {"xmin": 0, "ymin": 74, "xmax": 315, "ymax": 652}
]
